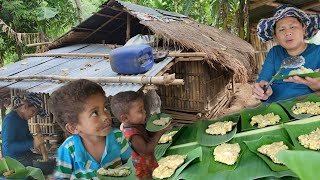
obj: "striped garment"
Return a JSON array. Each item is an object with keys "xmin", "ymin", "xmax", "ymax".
[{"xmin": 54, "ymin": 128, "xmax": 131, "ymax": 180}]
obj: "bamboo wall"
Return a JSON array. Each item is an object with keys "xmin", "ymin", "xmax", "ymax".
[
  {"xmin": 250, "ymin": 30, "xmax": 278, "ymax": 76},
  {"xmin": 9, "ymin": 90, "xmax": 59, "ymax": 135},
  {"xmin": 158, "ymin": 60, "xmax": 231, "ymax": 122}
]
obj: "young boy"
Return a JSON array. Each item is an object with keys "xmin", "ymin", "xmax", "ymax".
[
  {"xmin": 111, "ymin": 91, "xmax": 171, "ymax": 179},
  {"xmin": 49, "ymin": 79, "xmax": 131, "ymax": 179}
]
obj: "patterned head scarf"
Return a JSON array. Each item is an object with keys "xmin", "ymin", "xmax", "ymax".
[
  {"xmin": 257, "ymin": 4, "xmax": 320, "ymax": 42},
  {"xmin": 13, "ymin": 93, "xmax": 48, "ymax": 118}
]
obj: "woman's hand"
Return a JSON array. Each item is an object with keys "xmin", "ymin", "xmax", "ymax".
[
  {"xmin": 283, "ymin": 69, "xmax": 320, "ymax": 91},
  {"xmin": 253, "ymin": 80, "xmax": 273, "ymax": 100}
]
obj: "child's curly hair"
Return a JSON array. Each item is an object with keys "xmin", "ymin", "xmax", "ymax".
[
  {"xmin": 110, "ymin": 91, "xmax": 143, "ymax": 122},
  {"xmin": 49, "ymin": 79, "xmax": 105, "ymax": 134}
]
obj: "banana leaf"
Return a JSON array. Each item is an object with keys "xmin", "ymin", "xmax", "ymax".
[
  {"xmin": 0, "ymin": 157, "xmax": 45, "ymax": 180},
  {"xmin": 167, "ymin": 146, "xmax": 202, "ymax": 180},
  {"xmin": 146, "ymin": 113, "xmax": 172, "ymax": 132},
  {"xmin": 273, "ymin": 72, "xmax": 320, "ymax": 80},
  {"xmin": 244, "ymin": 135, "xmax": 295, "ymax": 172},
  {"xmin": 208, "ymin": 142, "xmax": 246, "ymax": 174},
  {"xmin": 176, "ymin": 145, "xmax": 296, "ymax": 180},
  {"xmin": 96, "ymin": 158, "xmax": 137, "ymax": 180},
  {"xmin": 154, "ymin": 126, "xmax": 183, "ymax": 160},
  {"xmin": 241, "ymin": 103, "xmax": 290, "ymax": 131},
  {"xmin": 155, "ymin": 146, "xmax": 202, "ymax": 180},
  {"xmin": 283, "ymin": 120, "xmax": 320, "ymax": 150},
  {"xmin": 276, "ymin": 150, "xmax": 320, "ymax": 180},
  {"xmin": 278, "ymin": 93, "xmax": 320, "ymax": 119},
  {"xmin": 197, "ymin": 114, "xmax": 240, "ymax": 146}
]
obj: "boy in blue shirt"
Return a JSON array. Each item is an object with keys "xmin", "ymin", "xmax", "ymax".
[
  {"xmin": 253, "ymin": 5, "xmax": 320, "ymax": 102},
  {"xmin": 49, "ymin": 79, "xmax": 131, "ymax": 179}
]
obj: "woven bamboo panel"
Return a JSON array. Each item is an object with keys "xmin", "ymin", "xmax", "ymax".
[
  {"xmin": 251, "ymin": 31, "xmax": 277, "ymax": 73},
  {"xmin": 159, "ymin": 61, "xmax": 230, "ymax": 114}
]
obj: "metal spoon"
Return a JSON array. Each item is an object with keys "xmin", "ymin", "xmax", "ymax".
[{"xmin": 263, "ymin": 56, "xmax": 305, "ymax": 92}]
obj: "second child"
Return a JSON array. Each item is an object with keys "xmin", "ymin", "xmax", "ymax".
[
  {"xmin": 49, "ymin": 79, "xmax": 131, "ymax": 179},
  {"xmin": 111, "ymin": 91, "xmax": 171, "ymax": 179}
]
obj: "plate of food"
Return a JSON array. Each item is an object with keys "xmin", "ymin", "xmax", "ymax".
[
  {"xmin": 155, "ymin": 126, "xmax": 183, "ymax": 160},
  {"xmin": 273, "ymin": 66, "xmax": 320, "ymax": 80},
  {"xmin": 197, "ymin": 114, "xmax": 240, "ymax": 146},
  {"xmin": 240, "ymin": 103, "xmax": 290, "ymax": 131},
  {"xmin": 96, "ymin": 159, "xmax": 136, "ymax": 179},
  {"xmin": 146, "ymin": 113, "xmax": 172, "ymax": 132},
  {"xmin": 244, "ymin": 135, "xmax": 295, "ymax": 172}
]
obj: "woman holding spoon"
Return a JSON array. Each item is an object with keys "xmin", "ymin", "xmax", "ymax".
[{"xmin": 253, "ymin": 5, "xmax": 320, "ymax": 102}]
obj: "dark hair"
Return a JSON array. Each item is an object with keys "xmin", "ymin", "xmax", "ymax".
[
  {"xmin": 273, "ymin": 17, "xmax": 304, "ymax": 35},
  {"xmin": 110, "ymin": 91, "xmax": 143, "ymax": 122},
  {"xmin": 49, "ymin": 79, "xmax": 105, "ymax": 133}
]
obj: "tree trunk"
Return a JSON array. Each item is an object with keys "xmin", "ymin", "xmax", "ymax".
[
  {"xmin": 244, "ymin": 0, "xmax": 250, "ymax": 42},
  {"xmin": 238, "ymin": 0, "xmax": 245, "ymax": 39},
  {"xmin": 74, "ymin": 0, "xmax": 83, "ymax": 23},
  {"xmin": 0, "ymin": 53, "xmax": 3, "ymax": 67},
  {"xmin": 222, "ymin": 0, "xmax": 228, "ymax": 31}
]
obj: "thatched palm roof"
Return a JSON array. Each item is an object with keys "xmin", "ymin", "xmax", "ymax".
[
  {"xmin": 49, "ymin": 0, "xmax": 255, "ymax": 82},
  {"xmin": 142, "ymin": 20, "xmax": 255, "ymax": 82}
]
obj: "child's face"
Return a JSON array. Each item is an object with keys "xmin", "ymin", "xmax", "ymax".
[
  {"xmin": 75, "ymin": 93, "xmax": 112, "ymax": 137},
  {"xmin": 125, "ymin": 99, "xmax": 146, "ymax": 125}
]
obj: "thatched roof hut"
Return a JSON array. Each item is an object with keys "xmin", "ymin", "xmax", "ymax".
[
  {"xmin": 0, "ymin": 0, "xmax": 256, "ymax": 128},
  {"xmin": 49, "ymin": 0, "xmax": 256, "ymax": 83}
]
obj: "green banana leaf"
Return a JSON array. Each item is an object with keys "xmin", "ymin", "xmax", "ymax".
[
  {"xmin": 241, "ymin": 103, "xmax": 290, "ymax": 131},
  {"xmin": 276, "ymin": 150, "xmax": 320, "ymax": 180},
  {"xmin": 155, "ymin": 146, "xmax": 202, "ymax": 180},
  {"xmin": 208, "ymin": 142, "xmax": 246, "ymax": 174},
  {"xmin": 278, "ymin": 93, "xmax": 320, "ymax": 119},
  {"xmin": 171, "ymin": 121, "xmax": 296, "ymax": 180},
  {"xmin": 154, "ymin": 126, "xmax": 183, "ymax": 160},
  {"xmin": 0, "ymin": 157, "xmax": 45, "ymax": 180},
  {"xmin": 196, "ymin": 114, "xmax": 240, "ymax": 146},
  {"xmin": 146, "ymin": 113, "xmax": 172, "ymax": 132},
  {"xmin": 167, "ymin": 146, "xmax": 202, "ymax": 180},
  {"xmin": 283, "ymin": 120, "xmax": 320, "ymax": 150},
  {"xmin": 176, "ymin": 145, "xmax": 296, "ymax": 180},
  {"xmin": 244, "ymin": 135, "xmax": 295, "ymax": 172},
  {"xmin": 273, "ymin": 72, "xmax": 320, "ymax": 80},
  {"xmin": 96, "ymin": 158, "xmax": 137, "ymax": 180}
]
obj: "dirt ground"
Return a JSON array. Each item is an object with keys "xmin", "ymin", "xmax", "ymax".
[{"xmin": 217, "ymin": 82, "xmax": 261, "ymax": 117}]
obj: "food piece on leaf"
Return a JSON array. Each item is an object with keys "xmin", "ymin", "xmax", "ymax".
[
  {"xmin": 213, "ymin": 143, "xmax": 241, "ymax": 165},
  {"xmin": 158, "ymin": 131, "xmax": 178, "ymax": 144},
  {"xmin": 291, "ymin": 101, "xmax": 320, "ymax": 115},
  {"xmin": 288, "ymin": 66, "xmax": 313, "ymax": 75},
  {"xmin": 3, "ymin": 170, "xmax": 15, "ymax": 177},
  {"xmin": 298, "ymin": 128, "xmax": 320, "ymax": 150},
  {"xmin": 205, "ymin": 121, "xmax": 237, "ymax": 135},
  {"xmin": 153, "ymin": 155, "xmax": 187, "ymax": 179},
  {"xmin": 257, "ymin": 141, "xmax": 288, "ymax": 164},
  {"xmin": 153, "ymin": 117, "xmax": 171, "ymax": 126},
  {"xmin": 250, "ymin": 113, "xmax": 280, "ymax": 128},
  {"xmin": 97, "ymin": 166, "xmax": 131, "ymax": 177}
]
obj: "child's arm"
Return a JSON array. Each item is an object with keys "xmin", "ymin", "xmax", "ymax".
[{"xmin": 131, "ymin": 126, "xmax": 171, "ymax": 154}]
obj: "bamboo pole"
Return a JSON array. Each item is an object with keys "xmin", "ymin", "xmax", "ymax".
[
  {"xmin": 25, "ymin": 42, "xmax": 52, "ymax": 47},
  {"xmin": 126, "ymin": 13, "xmax": 131, "ymax": 42},
  {"xmin": 23, "ymin": 52, "xmax": 207, "ymax": 58},
  {"xmin": 0, "ymin": 74, "xmax": 184, "ymax": 85}
]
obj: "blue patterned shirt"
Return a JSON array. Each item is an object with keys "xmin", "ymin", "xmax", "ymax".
[
  {"xmin": 257, "ymin": 43, "xmax": 320, "ymax": 102},
  {"xmin": 54, "ymin": 128, "xmax": 131, "ymax": 179}
]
